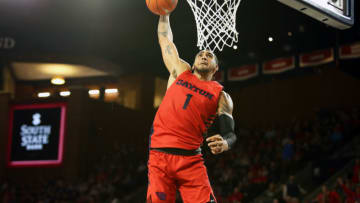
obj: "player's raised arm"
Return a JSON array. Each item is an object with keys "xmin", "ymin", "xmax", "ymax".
[
  {"xmin": 158, "ymin": 15, "xmax": 190, "ymax": 78},
  {"xmin": 207, "ymin": 91, "xmax": 237, "ymax": 154}
]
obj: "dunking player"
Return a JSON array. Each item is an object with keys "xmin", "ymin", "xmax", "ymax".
[{"xmin": 147, "ymin": 14, "xmax": 237, "ymax": 203}]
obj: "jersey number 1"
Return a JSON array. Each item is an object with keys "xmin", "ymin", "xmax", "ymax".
[{"xmin": 183, "ymin": 94, "xmax": 193, "ymax": 110}]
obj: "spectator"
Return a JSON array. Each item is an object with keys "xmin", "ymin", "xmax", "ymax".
[
  {"xmin": 268, "ymin": 161, "xmax": 281, "ymax": 183},
  {"xmin": 227, "ymin": 187, "xmax": 244, "ymax": 203},
  {"xmin": 273, "ymin": 198, "xmax": 280, "ymax": 203},
  {"xmin": 282, "ymin": 138, "xmax": 294, "ymax": 161},
  {"xmin": 337, "ymin": 177, "xmax": 360, "ymax": 203},
  {"xmin": 314, "ymin": 185, "xmax": 341, "ymax": 203},
  {"xmin": 328, "ymin": 186, "xmax": 342, "ymax": 203},
  {"xmin": 264, "ymin": 182, "xmax": 277, "ymax": 202},
  {"xmin": 282, "ymin": 176, "xmax": 306, "ymax": 203},
  {"xmin": 330, "ymin": 123, "xmax": 343, "ymax": 144},
  {"xmin": 352, "ymin": 159, "xmax": 360, "ymax": 184},
  {"xmin": 265, "ymin": 126, "xmax": 277, "ymax": 139}
]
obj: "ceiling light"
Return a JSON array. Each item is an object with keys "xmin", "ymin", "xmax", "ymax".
[
  {"xmin": 60, "ymin": 91, "xmax": 71, "ymax": 97},
  {"xmin": 38, "ymin": 92, "xmax": 51, "ymax": 98},
  {"xmin": 39, "ymin": 64, "xmax": 78, "ymax": 75},
  {"xmin": 268, "ymin": 37, "xmax": 274, "ymax": 42},
  {"xmin": 51, "ymin": 76, "xmax": 65, "ymax": 85},
  {"xmin": 233, "ymin": 45, "xmax": 238, "ymax": 50},
  {"xmin": 105, "ymin": 88, "xmax": 118, "ymax": 94},
  {"xmin": 88, "ymin": 89, "xmax": 100, "ymax": 95}
]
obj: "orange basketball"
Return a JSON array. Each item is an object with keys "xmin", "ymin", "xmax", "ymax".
[{"xmin": 146, "ymin": 0, "xmax": 178, "ymax": 16}]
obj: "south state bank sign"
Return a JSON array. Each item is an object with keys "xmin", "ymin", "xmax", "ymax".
[{"xmin": 7, "ymin": 103, "xmax": 66, "ymax": 167}]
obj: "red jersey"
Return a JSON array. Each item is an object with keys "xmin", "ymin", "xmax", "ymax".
[{"xmin": 150, "ymin": 70, "xmax": 223, "ymax": 150}]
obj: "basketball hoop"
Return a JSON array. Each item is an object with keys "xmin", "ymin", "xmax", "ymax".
[{"xmin": 186, "ymin": 0, "xmax": 242, "ymax": 52}]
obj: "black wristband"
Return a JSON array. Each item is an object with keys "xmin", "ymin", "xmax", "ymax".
[{"xmin": 219, "ymin": 114, "xmax": 237, "ymax": 149}]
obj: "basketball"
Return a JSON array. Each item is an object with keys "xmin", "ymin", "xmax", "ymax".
[{"xmin": 146, "ymin": 0, "xmax": 178, "ymax": 16}]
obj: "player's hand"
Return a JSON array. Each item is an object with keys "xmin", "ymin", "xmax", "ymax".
[{"xmin": 206, "ymin": 134, "xmax": 229, "ymax": 155}]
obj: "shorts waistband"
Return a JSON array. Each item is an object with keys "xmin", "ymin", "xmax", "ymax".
[{"xmin": 150, "ymin": 147, "xmax": 201, "ymax": 156}]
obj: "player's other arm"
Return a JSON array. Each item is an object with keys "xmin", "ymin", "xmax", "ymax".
[
  {"xmin": 158, "ymin": 15, "xmax": 190, "ymax": 79},
  {"xmin": 207, "ymin": 91, "xmax": 237, "ymax": 154}
]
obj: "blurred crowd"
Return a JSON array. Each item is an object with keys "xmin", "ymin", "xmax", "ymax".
[
  {"xmin": 1, "ymin": 108, "xmax": 359, "ymax": 203},
  {"xmin": 206, "ymin": 108, "xmax": 360, "ymax": 203},
  {"xmin": 0, "ymin": 144, "xmax": 147, "ymax": 203},
  {"xmin": 311, "ymin": 159, "xmax": 360, "ymax": 203}
]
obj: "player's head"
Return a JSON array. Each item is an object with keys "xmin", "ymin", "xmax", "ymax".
[{"xmin": 192, "ymin": 50, "xmax": 219, "ymax": 75}]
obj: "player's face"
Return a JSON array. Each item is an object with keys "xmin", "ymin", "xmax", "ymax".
[{"xmin": 193, "ymin": 50, "xmax": 218, "ymax": 74}]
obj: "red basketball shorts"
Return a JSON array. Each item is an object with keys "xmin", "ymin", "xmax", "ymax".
[{"xmin": 147, "ymin": 150, "xmax": 217, "ymax": 203}]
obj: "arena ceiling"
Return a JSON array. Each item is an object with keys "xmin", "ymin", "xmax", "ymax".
[{"xmin": 0, "ymin": 0, "xmax": 359, "ymax": 81}]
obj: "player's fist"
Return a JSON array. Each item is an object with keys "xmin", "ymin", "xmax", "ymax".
[{"xmin": 206, "ymin": 134, "xmax": 229, "ymax": 155}]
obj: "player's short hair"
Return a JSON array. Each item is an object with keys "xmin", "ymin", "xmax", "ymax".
[{"xmin": 195, "ymin": 50, "xmax": 219, "ymax": 66}]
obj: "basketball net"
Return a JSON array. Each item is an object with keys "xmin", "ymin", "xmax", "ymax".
[{"xmin": 186, "ymin": 0, "xmax": 242, "ymax": 52}]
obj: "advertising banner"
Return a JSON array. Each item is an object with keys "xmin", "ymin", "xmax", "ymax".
[
  {"xmin": 228, "ymin": 64, "xmax": 258, "ymax": 81},
  {"xmin": 300, "ymin": 49, "xmax": 334, "ymax": 68},
  {"xmin": 7, "ymin": 103, "xmax": 66, "ymax": 167},
  {"xmin": 340, "ymin": 42, "xmax": 360, "ymax": 59},
  {"xmin": 263, "ymin": 56, "xmax": 295, "ymax": 74}
]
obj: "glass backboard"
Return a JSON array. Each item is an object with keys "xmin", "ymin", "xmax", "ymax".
[{"xmin": 277, "ymin": 0, "xmax": 354, "ymax": 29}]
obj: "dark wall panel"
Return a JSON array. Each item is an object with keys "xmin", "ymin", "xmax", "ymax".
[{"xmin": 230, "ymin": 68, "xmax": 360, "ymax": 128}]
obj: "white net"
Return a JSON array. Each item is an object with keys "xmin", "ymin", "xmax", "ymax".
[{"xmin": 186, "ymin": 0, "xmax": 242, "ymax": 52}]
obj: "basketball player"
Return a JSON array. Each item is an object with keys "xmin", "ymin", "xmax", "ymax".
[{"xmin": 147, "ymin": 14, "xmax": 237, "ymax": 203}]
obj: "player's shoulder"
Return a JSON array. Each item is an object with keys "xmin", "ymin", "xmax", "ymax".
[
  {"xmin": 218, "ymin": 91, "xmax": 234, "ymax": 115},
  {"xmin": 220, "ymin": 91, "xmax": 233, "ymax": 102},
  {"xmin": 212, "ymin": 80, "xmax": 223, "ymax": 88}
]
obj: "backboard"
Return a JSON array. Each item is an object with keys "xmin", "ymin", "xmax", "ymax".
[{"xmin": 277, "ymin": 0, "xmax": 354, "ymax": 29}]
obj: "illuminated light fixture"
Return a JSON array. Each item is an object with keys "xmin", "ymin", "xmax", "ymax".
[
  {"xmin": 268, "ymin": 37, "xmax": 274, "ymax": 42},
  {"xmin": 39, "ymin": 64, "xmax": 78, "ymax": 75},
  {"xmin": 38, "ymin": 92, "xmax": 51, "ymax": 98},
  {"xmin": 51, "ymin": 76, "xmax": 65, "ymax": 85},
  {"xmin": 88, "ymin": 89, "xmax": 100, "ymax": 99},
  {"xmin": 233, "ymin": 45, "xmax": 238, "ymax": 50},
  {"xmin": 59, "ymin": 91, "xmax": 71, "ymax": 97},
  {"xmin": 288, "ymin": 32, "xmax": 293, "ymax": 37},
  {"xmin": 105, "ymin": 88, "xmax": 118, "ymax": 94},
  {"xmin": 88, "ymin": 89, "xmax": 100, "ymax": 95}
]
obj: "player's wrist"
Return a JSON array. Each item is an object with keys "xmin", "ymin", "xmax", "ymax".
[{"xmin": 222, "ymin": 140, "xmax": 229, "ymax": 151}]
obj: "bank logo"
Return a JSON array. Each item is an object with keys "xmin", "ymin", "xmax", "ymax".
[
  {"xmin": 20, "ymin": 113, "xmax": 52, "ymax": 151},
  {"xmin": 32, "ymin": 113, "xmax": 41, "ymax": 126}
]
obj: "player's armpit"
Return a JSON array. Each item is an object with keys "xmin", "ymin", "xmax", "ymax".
[
  {"xmin": 166, "ymin": 73, "xmax": 177, "ymax": 89},
  {"xmin": 159, "ymin": 40, "xmax": 190, "ymax": 78}
]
